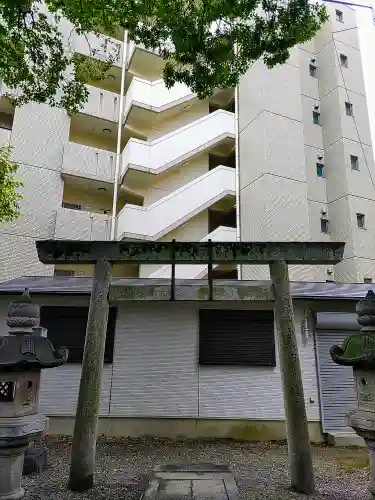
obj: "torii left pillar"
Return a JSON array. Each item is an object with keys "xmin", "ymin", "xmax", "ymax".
[{"xmin": 68, "ymin": 259, "xmax": 112, "ymax": 492}]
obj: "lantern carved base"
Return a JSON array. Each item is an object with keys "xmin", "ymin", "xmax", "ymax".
[
  {"xmin": 0, "ymin": 444, "xmax": 27, "ymax": 500},
  {"xmin": 347, "ymin": 409, "xmax": 375, "ymax": 497},
  {"xmin": 330, "ymin": 291, "xmax": 375, "ymax": 497},
  {"xmin": 0, "ymin": 414, "xmax": 48, "ymax": 500}
]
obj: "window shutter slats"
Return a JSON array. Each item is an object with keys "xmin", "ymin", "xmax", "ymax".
[{"xmin": 199, "ymin": 309, "xmax": 276, "ymax": 367}]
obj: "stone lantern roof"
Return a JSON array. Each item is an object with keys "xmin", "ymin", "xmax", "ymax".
[
  {"xmin": 0, "ymin": 289, "xmax": 68, "ymax": 372},
  {"xmin": 330, "ymin": 290, "xmax": 375, "ymax": 368}
]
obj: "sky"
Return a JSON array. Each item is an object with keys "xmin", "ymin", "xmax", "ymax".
[{"xmin": 356, "ymin": 2, "xmax": 375, "ymax": 155}]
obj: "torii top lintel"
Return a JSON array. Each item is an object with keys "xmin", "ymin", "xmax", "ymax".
[{"xmin": 36, "ymin": 240, "xmax": 345, "ymax": 265}]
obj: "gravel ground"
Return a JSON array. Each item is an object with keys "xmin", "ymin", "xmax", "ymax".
[{"xmin": 23, "ymin": 438, "xmax": 373, "ymax": 500}]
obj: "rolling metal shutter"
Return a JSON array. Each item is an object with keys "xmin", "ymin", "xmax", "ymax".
[
  {"xmin": 110, "ymin": 302, "xmax": 199, "ymax": 417},
  {"xmin": 199, "ymin": 309, "xmax": 275, "ymax": 366},
  {"xmin": 315, "ymin": 313, "xmax": 358, "ymax": 433}
]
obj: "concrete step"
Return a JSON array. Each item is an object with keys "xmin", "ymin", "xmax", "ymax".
[
  {"xmin": 141, "ymin": 463, "xmax": 239, "ymax": 499},
  {"xmin": 327, "ymin": 431, "xmax": 366, "ymax": 447}
]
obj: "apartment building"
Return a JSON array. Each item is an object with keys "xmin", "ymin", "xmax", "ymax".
[
  {"xmin": 0, "ymin": 4, "xmax": 373, "ymax": 443},
  {"xmin": 0, "ymin": 3, "xmax": 373, "ymax": 284}
]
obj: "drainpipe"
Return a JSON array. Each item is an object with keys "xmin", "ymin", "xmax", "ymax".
[
  {"xmin": 110, "ymin": 29, "xmax": 129, "ymax": 240},
  {"xmin": 234, "ymin": 43, "xmax": 242, "ymax": 280}
]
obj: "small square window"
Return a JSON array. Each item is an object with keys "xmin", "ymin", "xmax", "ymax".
[
  {"xmin": 364, "ymin": 278, "xmax": 373, "ymax": 284},
  {"xmin": 350, "ymin": 155, "xmax": 359, "ymax": 170},
  {"xmin": 313, "ymin": 111, "xmax": 321, "ymax": 125},
  {"xmin": 321, "ymin": 219, "xmax": 329, "ymax": 233},
  {"xmin": 309, "ymin": 64, "xmax": 317, "ymax": 77},
  {"xmin": 336, "ymin": 9, "xmax": 343, "ymax": 22},
  {"xmin": 357, "ymin": 213, "xmax": 365, "ymax": 229},
  {"xmin": 345, "ymin": 102, "xmax": 353, "ymax": 116},
  {"xmin": 316, "ymin": 163, "xmax": 324, "ymax": 177},
  {"xmin": 340, "ymin": 54, "xmax": 348, "ymax": 67}
]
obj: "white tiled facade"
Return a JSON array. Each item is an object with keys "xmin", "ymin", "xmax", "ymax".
[{"xmin": 0, "ymin": 3, "xmax": 373, "ymax": 283}]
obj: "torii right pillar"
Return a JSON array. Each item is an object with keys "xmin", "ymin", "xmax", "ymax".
[{"xmin": 331, "ymin": 290, "xmax": 375, "ymax": 497}]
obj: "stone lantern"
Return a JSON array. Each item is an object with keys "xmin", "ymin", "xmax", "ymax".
[
  {"xmin": 0, "ymin": 289, "xmax": 68, "ymax": 500},
  {"xmin": 330, "ymin": 290, "xmax": 375, "ymax": 496}
]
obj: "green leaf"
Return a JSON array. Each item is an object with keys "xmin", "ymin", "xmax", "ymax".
[
  {"xmin": 0, "ymin": 143, "xmax": 23, "ymax": 223},
  {"xmin": 0, "ymin": 0, "xmax": 328, "ymax": 111}
]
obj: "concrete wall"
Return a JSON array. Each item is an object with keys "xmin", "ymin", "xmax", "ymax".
[{"xmin": 0, "ymin": 103, "xmax": 70, "ymax": 280}]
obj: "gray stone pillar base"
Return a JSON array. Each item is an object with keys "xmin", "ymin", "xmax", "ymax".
[
  {"xmin": 365, "ymin": 439, "xmax": 375, "ymax": 497},
  {"xmin": 347, "ymin": 414, "xmax": 375, "ymax": 498},
  {"xmin": 0, "ymin": 445, "xmax": 28, "ymax": 500}
]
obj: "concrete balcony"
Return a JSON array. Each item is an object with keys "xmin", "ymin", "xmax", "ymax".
[
  {"xmin": 55, "ymin": 207, "xmax": 110, "ymax": 240},
  {"xmin": 73, "ymin": 32, "xmax": 123, "ymax": 68},
  {"xmin": 148, "ymin": 226, "xmax": 237, "ymax": 279},
  {"xmin": 121, "ymin": 110, "xmax": 235, "ymax": 182},
  {"xmin": 62, "ymin": 142, "xmax": 115, "ymax": 183},
  {"xmin": 0, "ymin": 127, "xmax": 11, "ymax": 147},
  {"xmin": 81, "ymin": 85, "xmax": 120, "ymax": 123},
  {"xmin": 116, "ymin": 166, "xmax": 235, "ymax": 240},
  {"xmin": 127, "ymin": 42, "xmax": 166, "ymax": 81},
  {"xmin": 124, "ymin": 77, "xmax": 194, "ymax": 120}
]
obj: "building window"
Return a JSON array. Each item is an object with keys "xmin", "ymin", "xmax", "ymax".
[
  {"xmin": 357, "ymin": 213, "xmax": 365, "ymax": 229},
  {"xmin": 340, "ymin": 54, "xmax": 348, "ymax": 68},
  {"xmin": 321, "ymin": 218, "xmax": 329, "ymax": 233},
  {"xmin": 364, "ymin": 278, "xmax": 373, "ymax": 284},
  {"xmin": 350, "ymin": 155, "xmax": 359, "ymax": 170},
  {"xmin": 313, "ymin": 111, "xmax": 321, "ymax": 125},
  {"xmin": 40, "ymin": 307, "xmax": 117, "ymax": 363},
  {"xmin": 316, "ymin": 163, "xmax": 324, "ymax": 177},
  {"xmin": 345, "ymin": 102, "xmax": 353, "ymax": 116},
  {"xmin": 336, "ymin": 9, "xmax": 343, "ymax": 22},
  {"xmin": 309, "ymin": 64, "xmax": 317, "ymax": 77},
  {"xmin": 199, "ymin": 309, "xmax": 276, "ymax": 367}
]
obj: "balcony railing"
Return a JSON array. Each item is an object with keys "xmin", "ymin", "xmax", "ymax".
[
  {"xmin": 55, "ymin": 207, "xmax": 110, "ymax": 240},
  {"xmin": 62, "ymin": 142, "xmax": 115, "ymax": 183},
  {"xmin": 121, "ymin": 110, "xmax": 235, "ymax": 178},
  {"xmin": 124, "ymin": 77, "xmax": 193, "ymax": 119},
  {"xmin": 82, "ymin": 85, "xmax": 120, "ymax": 122},
  {"xmin": 73, "ymin": 32, "xmax": 123, "ymax": 68}
]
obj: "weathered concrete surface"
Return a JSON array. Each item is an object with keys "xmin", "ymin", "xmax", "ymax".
[
  {"xmin": 327, "ymin": 431, "xmax": 366, "ymax": 448},
  {"xmin": 44, "ymin": 417, "xmax": 324, "ymax": 443},
  {"xmin": 142, "ymin": 464, "xmax": 239, "ymax": 500}
]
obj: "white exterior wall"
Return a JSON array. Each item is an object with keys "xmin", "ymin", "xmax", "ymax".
[
  {"xmin": 238, "ymin": 4, "xmax": 374, "ymax": 284},
  {"xmin": 0, "ymin": 4, "xmax": 373, "ymax": 285},
  {"xmin": 0, "ymin": 103, "xmax": 71, "ymax": 280},
  {"xmin": 0, "ymin": 296, "xmax": 320, "ymax": 422}
]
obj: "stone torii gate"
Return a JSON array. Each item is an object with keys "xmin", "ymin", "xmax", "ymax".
[{"xmin": 36, "ymin": 239, "xmax": 345, "ymax": 495}]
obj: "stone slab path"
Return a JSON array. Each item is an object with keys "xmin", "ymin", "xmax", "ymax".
[{"xmin": 141, "ymin": 464, "xmax": 239, "ymax": 500}]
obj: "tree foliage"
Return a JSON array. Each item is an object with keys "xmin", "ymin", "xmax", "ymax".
[
  {"xmin": 0, "ymin": 143, "xmax": 23, "ymax": 222},
  {"xmin": 0, "ymin": 0, "xmax": 328, "ymax": 113}
]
